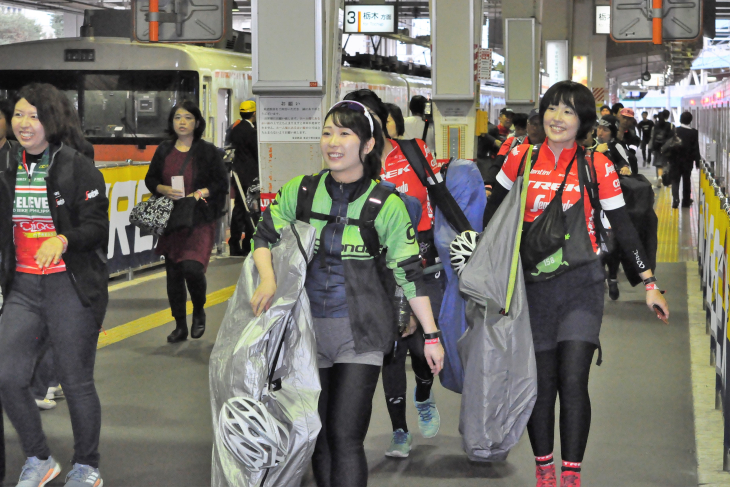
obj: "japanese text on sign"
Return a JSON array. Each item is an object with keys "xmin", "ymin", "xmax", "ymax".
[
  {"xmin": 343, "ymin": 5, "xmax": 396, "ymax": 34},
  {"xmin": 478, "ymin": 48, "xmax": 492, "ymax": 81},
  {"xmin": 259, "ymin": 97, "xmax": 323, "ymax": 143}
]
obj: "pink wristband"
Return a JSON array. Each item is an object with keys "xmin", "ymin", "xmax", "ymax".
[
  {"xmin": 425, "ymin": 338, "xmax": 439, "ymax": 346},
  {"xmin": 645, "ymin": 283, "xmax": 659, "ymax": 291},
  {"xmin": 56, "ymin": 235, "xmax": 68, "ymax": 253}
]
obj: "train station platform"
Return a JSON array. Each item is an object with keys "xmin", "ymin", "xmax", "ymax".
[{"xmin": 1, "ymin": 167, "xmax": 725, "ymax": 487}]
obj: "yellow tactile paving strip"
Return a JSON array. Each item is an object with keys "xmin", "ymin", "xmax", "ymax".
[
  {"xmin": 97, "ymin": 284, "xmax": 235, "ymax": 349},
  {"xmin": 656, "ymin": 186, "xmax": 680, "ymax": 262}
]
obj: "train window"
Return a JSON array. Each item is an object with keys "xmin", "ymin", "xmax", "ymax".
[{"xmin": 0, "ymin": 70, "xmax": 198, "ymax": 144}]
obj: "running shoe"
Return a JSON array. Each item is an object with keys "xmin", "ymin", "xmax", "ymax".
[
  {"xmin": 384, "ymin": 429, "xmax": 412, "ymax": 458},
  {"xmin": 16, "ymin": 456, "xmax": 61, "ymax": 487},
  {"xmin": 561, "ymin": 470, "xmax": 581, "ymax": 487},
  {"xmin": 46, "ymin": 386, "xmax": 64, "ymax": 401},
  {"xmin": 35, "ymin": 398, "xmax": 57, "ymax": 410},
  {"xmin": 535, "ymin": 464, "xmax": 556, "ymax": 487},
  {"xmin": 64, "ymin": 464, "xmax": 103, "ymax": 487},
  {"xmin": 413, "ymin": 388, "xmax": 440, "ymax": 438},
  {"xmin": 607, "ymin": 279, "xmax": 619, "ymax": 301}
]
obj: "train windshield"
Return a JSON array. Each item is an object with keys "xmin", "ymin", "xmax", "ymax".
[{"xmin": 0, "ymin": 70, "xmax": 198, "ymax": 144}]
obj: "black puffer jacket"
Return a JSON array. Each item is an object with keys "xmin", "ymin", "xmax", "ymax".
[
  {"xmin": 0, "ymin": 143, "xmax": 110, "ymax": 325},
  {"xmin": 145, "ymin": 139, "xmax": 229, "ymax": 224}
]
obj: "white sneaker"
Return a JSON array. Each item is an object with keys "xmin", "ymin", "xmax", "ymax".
[
  {"xmin": 45, "ymin": 386, "xmax": 64, "ymax": 401},
  {"xmin": 35, "ymin": 398, "xmax": 57, "ymax": 410}
]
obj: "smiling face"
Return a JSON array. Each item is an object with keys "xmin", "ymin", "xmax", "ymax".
[
  {"xmin": 12, "ymin": 98, "xmax": 48, "ymax": 155},
  {"xmin": 320, "ymin": 114, "xmax": 374, "ymax": 182},
  {"xmin": 543, "ymin": 100, "xmax": 580, "ymax": 146},
  {"xmin": 173, "ymin": 108, "xmax": 198, "ymax": 138}
]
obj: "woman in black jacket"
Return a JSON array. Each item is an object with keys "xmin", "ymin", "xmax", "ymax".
[
  {"xmin": 144, "ymin": 100, "xmax": 228, "ymax": 343},
  {"xmin": 0, "ymin": 83, "xmax": 109, "ymax": 487}
]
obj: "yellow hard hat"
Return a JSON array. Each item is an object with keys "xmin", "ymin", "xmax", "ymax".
[{"xmin": 240, "ymin": 100, "xmax": 256, "ymax": 113}]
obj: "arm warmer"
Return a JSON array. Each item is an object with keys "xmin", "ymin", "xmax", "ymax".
[{"xmin": 604, "ymin": 205, "xmax": 650, "ymax": 275}]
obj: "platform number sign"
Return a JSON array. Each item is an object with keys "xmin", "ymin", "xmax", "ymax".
[{"xmin": 343, "ymin": 4, "xmax": 397, "ymax": 34}]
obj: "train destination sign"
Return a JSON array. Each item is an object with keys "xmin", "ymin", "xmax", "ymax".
[
  {"xmin": 343, "ymin": 4, "xmax": 397, "ymax": 34},
  {"xmin": 258, "ymin": 97, "xmax": 323, "ymax": 143}
]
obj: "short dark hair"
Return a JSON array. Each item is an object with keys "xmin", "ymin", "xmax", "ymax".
[
  {"xmin": 384, "ymin": 103, "xmax": 405, "ymax": 137},
  {"xmin": 599, "ymin": 114, "xmax": 619, "ymax": 139},
  {"xmin": 323, "ymin": 103, "xmax": 384, "ymax": 181},
  {"xmin": 409, "ymin": 95, "xmax": 427, "ymax": 117},
  {"xmin": 167, "ymin": 100, "xmax": 206, "ymax": 140},
  {"xmin": 680, "ymin": 111, "xmax": 693, "ymax": 125},
  {"xmin": 661, "ymin": 109, "xmax": 671, "ymax": 120},
  {"xmin": 240, "ymin": 112, "xmax": 255, "ymax": 120},
  {"xmin": 599, "ymin": 105, "xmax": 611, "ymax": 113},
  {"xmin": 343, "ymin": 89, "xmax": 389, "ymax": 134},
  {"xmin": 642, "ymin": 111, "xmax": 648, "ymax": 116},
  {"xmin": 16, "ymin": 83, "xmax": 68, "ymax": 146},
  {"xmin": 0, "ymin": 98, "xmax": 13, "ymax": 127},
  {"xmin": 611, "ymin": 103, "xmax": 624, "ymax": 115},
  {"xmin": 512, "ymin": 112, "xmax": 528, "ymax": 130},
  {"xmin": 539, "ymin": 81, "xmax": 597, "ymax": 141}
]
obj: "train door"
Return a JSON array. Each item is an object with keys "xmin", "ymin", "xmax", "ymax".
[
  {"xmin": 217, "ymin": 88, "xmax": 231, "ymax": 147},
  {"xmin": 202, "ymin": 76, "xmax": 213, "ymax": 142}
]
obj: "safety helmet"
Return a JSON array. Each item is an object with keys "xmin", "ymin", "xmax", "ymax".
[
  {"xmin": 449, "ymin": 231, "xmax": 479, "ymax": 276},
  {"xmin": 218, "ymin": 396, "xmax": 289, "ymax": 471},
  {"xmin": 240, "ymin": 100, "xmax": 256, "ymax": 113}
]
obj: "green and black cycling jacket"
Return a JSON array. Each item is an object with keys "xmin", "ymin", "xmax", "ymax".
[{"xmin": 253, "ymin": 173, "xmax": 426, "ymax": 353}]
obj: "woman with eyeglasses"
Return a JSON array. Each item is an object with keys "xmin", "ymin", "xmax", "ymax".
[
  {"xmin": 250, "ymin": 100, "xmax": 444, "ymax": 487},
  {"xmin": 344, "ymin": 89, "xmax": 445, "ymax": 458}
]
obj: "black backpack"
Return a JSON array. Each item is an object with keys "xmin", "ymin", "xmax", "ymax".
[{"xmin": 295, "ymin": 171, "xmax": 401, "ymax": 258}]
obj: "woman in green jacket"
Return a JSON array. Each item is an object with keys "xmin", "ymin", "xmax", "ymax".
[{"xmin": 251, "ymin": 101, "xmax": 444, "ymax": 487}]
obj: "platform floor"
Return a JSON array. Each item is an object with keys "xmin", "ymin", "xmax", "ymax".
[{"xmin": 0, "ymin": 166, "xmax": 722, "ymax": 486}]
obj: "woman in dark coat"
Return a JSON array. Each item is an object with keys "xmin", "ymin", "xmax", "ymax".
[{"xmin": 144, "ymin": 100, "xmax": 228, "ymax": 343}]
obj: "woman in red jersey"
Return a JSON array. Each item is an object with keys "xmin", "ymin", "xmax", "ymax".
[{"xmin": 483, "ymin": 81, "xmax": 669, "ymax": 487}]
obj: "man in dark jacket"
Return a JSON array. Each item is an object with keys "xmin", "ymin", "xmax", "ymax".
[
  {"xmin": 480, "ymin": 107, "xmax": 514, "ymax": 191},
  {"xmin": 228, "ymin": 100, "xmax": 259, "ymax": 256},
  {"xmin": 670, "ymin": 111, "xmax": 701, "ymax": 208}
]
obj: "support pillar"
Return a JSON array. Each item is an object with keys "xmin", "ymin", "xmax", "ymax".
[{"xmin": 430, "ymin": 0, "xmax": 480, "ymax": 161}]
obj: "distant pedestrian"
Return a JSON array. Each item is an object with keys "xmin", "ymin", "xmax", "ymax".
[
  {"xmin": 402, "ymin": 95, "xmax": 436, "ymax": 154},
  {"xmin": 650, "ymin": 110, "xmax": 675, "ymax": 187},
  {"xmin": 637, "ymin": 111, "xmax": 654, "ymax": 166},
  {"xmin": 228, "ymin": 100, "xmax": 259, "ymax": 256},
  {"xmin": 144, "ymin": 100, "xmax": 228, "ymax": 343},
  {"xmin": 668, "ymin": 112, "xmax": 700, "ymax": 208}
]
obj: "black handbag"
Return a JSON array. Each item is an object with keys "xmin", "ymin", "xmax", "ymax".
[
  {"xmin": 165, "ymin": 197, "xmax": 198, "ymax": 235},
  {"xmin": 520, "ymin": 154, "xmax": 576, "ymax": 270}
]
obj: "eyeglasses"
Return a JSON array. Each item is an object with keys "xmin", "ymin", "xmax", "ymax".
[{"xmin": 329, "ymin": 100, "xmax": 375, "ymax": 133}]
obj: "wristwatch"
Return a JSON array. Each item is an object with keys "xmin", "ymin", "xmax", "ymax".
[
  {"xmin": 423, "ymin": 330, "xmax": 442, "ymax": 340},
  {"xmin": 643, "ymin": 276, "xmax": 657, "ymax": 285}
]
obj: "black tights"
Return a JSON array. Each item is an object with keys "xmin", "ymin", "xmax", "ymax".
[
  {"xmin": 527, "ymin": 340, "xmax": 597, "ymax": 463},
  {"xmin": 312, "ymin": 363, "xmax": 380, "ymax": 487},
  {"xmin": 165, "ymin": 259, "xmax": 207, "ymax": 319},
  {"xmin": 381, "ymin": 329, "xmax": 434, "ymax": 432}
]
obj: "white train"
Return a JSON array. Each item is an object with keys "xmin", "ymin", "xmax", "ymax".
[{"xmin": 0, "ymin": 36, "xmax": 505, "ymax": 164}]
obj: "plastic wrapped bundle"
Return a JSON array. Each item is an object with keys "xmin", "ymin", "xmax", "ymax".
[{"xmin": 209, "ymin": 222, "xmax": 321, "ymax": 487}]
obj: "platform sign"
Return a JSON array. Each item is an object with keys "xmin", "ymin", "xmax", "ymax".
[
  {"xmin": 595, "ymin": 5, "xmax": 610, "ymax": 34},
  {"xmin": 258, "ymin": 97, "xmax": 322, "ymax": 143},
  {"xmin": 133, "ymin": 0, "xmax": 225, "ymax": 43},
  {"xmin": 477, "ymin": 48, "xmax": 492, "ymax": 81},
  {"xmin": 343, "ymin": 4, "xmax": 397, "ymax": 34},
  {"xmin": 611, "ymin": 0, "xmax": 701, "ymax": 42}
]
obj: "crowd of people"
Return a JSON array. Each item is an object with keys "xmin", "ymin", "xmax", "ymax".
[{"xmin": 0, "ymin": 77, "xmax": 700, "ymax": 487}]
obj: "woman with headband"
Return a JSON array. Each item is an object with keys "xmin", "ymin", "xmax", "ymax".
[{"xmin": 251, "ymin": 100, "xmax": 444, "ymax": 487}]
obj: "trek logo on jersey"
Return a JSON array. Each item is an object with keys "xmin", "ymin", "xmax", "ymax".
[
  {"xmin": 530, "ymin": 181, "xmax": 581, "ymax": 192},
  {"xmin": 86, "ymin": 189, "xmax": 99, "ymax": 200},
  {"xmin": 383, "ymin": 165, "xmax": 411, "ymax": 180}
]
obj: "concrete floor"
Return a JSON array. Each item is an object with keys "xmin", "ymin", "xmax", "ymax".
[{"xmin": 0, "ymin": 259, "xmax": 698, "ymax": 486}]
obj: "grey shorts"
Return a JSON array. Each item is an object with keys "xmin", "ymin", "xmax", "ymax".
[
  {"xmin": 314, "ymin": 317, "xmax": 383, "ymax": 368},
  {"xmin": 525, "ymin": 260, "xmax": 605, "ymax": 352}
]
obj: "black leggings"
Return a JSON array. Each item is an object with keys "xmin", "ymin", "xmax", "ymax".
[
  {"xmin": 312, "ymin": 363, "xmax": 380, "ymax": 487},
  {"xmin": 381, "ymin": 328, "xmax": 434, "ymax": 432},
  {"xmin": 527, "ymin": 341, "xmax": 597, "ymax": 463},
  {"xmin": 602, "ymin": 250, "xmax": 621, "ymax": 280},
  {"xmin": 165, "ymin": 259, "xmax": 207, "ymax": 319}
]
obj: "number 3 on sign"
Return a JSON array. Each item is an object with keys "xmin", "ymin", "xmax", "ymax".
[{"xmin": 347, "ymin": 11, "xmax": 355, "ymax": 24}]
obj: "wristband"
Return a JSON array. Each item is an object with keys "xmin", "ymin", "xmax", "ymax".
[
  {"xmin": 425, "ymin": 338, "xmax": 440, "ymax": 346},
  {"xmin": 56, "ymin": 235, "xmax": 68, "ymax": 253},
  {"xmin": 423, "ymin": 330, "xmax": 442, "ymax": 340},
  {"xmin": 195, "ymin": 190, "xmax": 207, "ymax": 202},
  {"xmin": 643, "ymin": 276, "xmax": 657, "ymax": 285},
  {"xmin": 645, "ymin": 283, "xmax": 659, "ymax": 291}
]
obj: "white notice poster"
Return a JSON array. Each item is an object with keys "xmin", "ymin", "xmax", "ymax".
[
  {"xmin": 478, "ymin": 48, "xmax": 492, "ymax": 81},
  {"xmin": 259, "ymin": 97, "xmax": 323, "ymax": 143}
]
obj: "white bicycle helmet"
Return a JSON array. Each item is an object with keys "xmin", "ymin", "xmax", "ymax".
[
  {"xmin": 218, "ymin": 396, "xmax": 290, "ymax": 471},
  {"xmin": 449, "ymin": 231, "xmax": 479, "ymax": 276}
]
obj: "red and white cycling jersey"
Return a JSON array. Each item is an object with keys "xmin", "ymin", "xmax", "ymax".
[
  {"xmin": 496, "ymin": 143, "xmax": 624, "ymax": 251},
  {"xmin": 380, "ymin": 139, "xmax": 440, "ymax": 232}
]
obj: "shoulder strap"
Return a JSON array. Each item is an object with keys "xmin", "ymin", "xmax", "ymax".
[
  {"xmin": 359, "ymin": 182, "xmax": 397, "ymax": 257},
  {"xmin": 517, "ymin": 143, "xmax": 540, "ymax": 177},
  {"xmin": 295, "ymin": 172, "xmax": 325, "ymax": 223},
  {"xmin": 398, "ymin": 139, "xmax": 431, "ymax": 187},
  {"xmin": 421, "ymin": 118, "xmax": 430, "ymax": 141},
  {"xmin": 581, "ymin": 149, "xmax": 602, "ymax": 215}
]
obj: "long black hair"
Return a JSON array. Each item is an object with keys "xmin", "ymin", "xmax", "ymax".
[
  {"xmin": 539, "ymin": 81, "xmax": 597, "ymax": 141},
  {"xmin": 167, "ymin": 100, "xmax": 206, "ymax": 140},
  {"xmin": 323, "ymin": 103, "xmax": 384, "ymax": 181},
  {"xmin": 15, "ymin": 84, "xmax": 90, "ymax": 153},
  {"xmin": 343, "ymin": 89, "xmax": 390, "ymax": 137}
]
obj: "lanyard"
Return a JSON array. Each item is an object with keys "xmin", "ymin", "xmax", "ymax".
[{"xmin": 21, "ymin": 151, "xmax": 32, "ymax": 180}]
